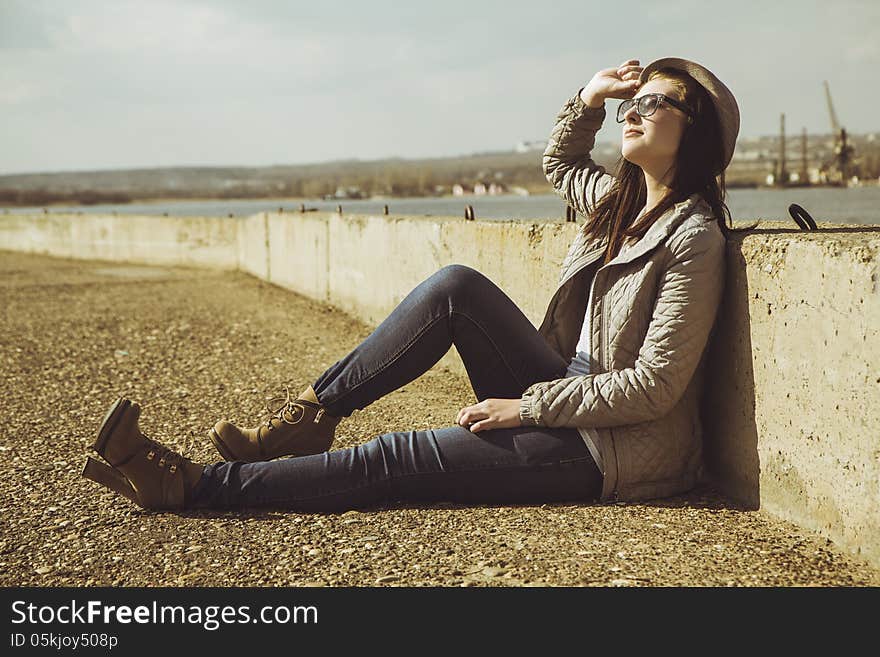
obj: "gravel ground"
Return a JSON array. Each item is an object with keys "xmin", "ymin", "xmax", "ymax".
[{"xmin": 1, "ymin": 250, "xmax": 878, "ymax": 588}]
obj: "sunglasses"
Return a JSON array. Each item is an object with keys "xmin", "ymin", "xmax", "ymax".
[{"xmin": 616, "ymin": 93, "xmax": 695, "ymax": 124}]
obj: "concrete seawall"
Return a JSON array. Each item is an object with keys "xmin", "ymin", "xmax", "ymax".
[{"xmin": 1, "ymin": 209, "xmax": 878, "ymax": 568}]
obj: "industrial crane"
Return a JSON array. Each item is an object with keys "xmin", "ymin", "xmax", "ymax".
[{"xmin": 822, "ymin": 80, "xmax": 856, "ymax": 185}]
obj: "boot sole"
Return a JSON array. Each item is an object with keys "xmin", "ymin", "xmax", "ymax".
[
  {"xmin": 91, "ymin": 397, "xmax": 132, "ymax": 457},
  {"xmin": 208, "ymin": 427, "xmax": 238, "ymax": 462}
]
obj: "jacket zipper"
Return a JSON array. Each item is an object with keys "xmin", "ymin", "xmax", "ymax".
[
  {"xmin": 597, "ymin": 271, "xmax": 620, "ymax": 501},
  {"xmin": 595, "ymin": 266, "xmax": 609, "ymax": 372},
  {"xmin": 600, "ymin": 294, "xmax": 607, "ymax": 371}
]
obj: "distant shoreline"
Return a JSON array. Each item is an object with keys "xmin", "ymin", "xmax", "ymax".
[
  {"xmin": 4, "ymin": 180, "xmax": 880, "ymax": 212},
  {"xmin": 0, "ymin": 191, "xmax": 541, "ymax": 209},
  {"xmin": 4, "ymin": 184, "xmax": 870, "ymax": 211}
]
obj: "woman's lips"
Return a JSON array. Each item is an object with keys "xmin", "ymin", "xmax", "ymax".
[{"xmin": 624, "ymin": 130, "xmax": 642, "ymax": 138}]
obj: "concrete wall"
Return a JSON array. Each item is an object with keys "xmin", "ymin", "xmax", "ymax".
[
  {"xmin": 703, "ymin": 225, "xmax": 880, "ymax": 567},
  {"xmin": 238, "ymin": 212, "xmax": 270, "ymax": 280},
  {"xmin": 1, "ymin": 209, "xmax": 878, "ymax": 569},
  {"xmin": 0, "ymin": 212, "xmax": 239, "ymax": 269},
  {"xmin": 258, "ymin": 212, "xmax": 576, "ymax": 373}
]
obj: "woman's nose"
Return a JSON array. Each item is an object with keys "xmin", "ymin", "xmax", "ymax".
[{"xmin": 624, "ymin": 105, "xmax": 641, "ymax": 123}]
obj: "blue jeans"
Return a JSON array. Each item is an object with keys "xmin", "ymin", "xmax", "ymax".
[{"xmin": 190, "ymin": 264, "xmax": 602, "ymax": 511}]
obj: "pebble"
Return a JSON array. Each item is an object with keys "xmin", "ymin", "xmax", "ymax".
[{"xmin": 610, "ymin": 578, "xmax": 635, "ymax": 587}]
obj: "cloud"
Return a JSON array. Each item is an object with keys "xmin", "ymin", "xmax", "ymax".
[
  {"xmin": 0, "ymin": 81, "xmax": 43, "ymax": 105},
  {"xmin": 0, "ymin": 0, "xmax": 61, "ymax": 50},
  {"xmin": 46, "ymin": 1, "xmax": 235, "ymax": 54},
  {"xmin": 844, "ymin": 36, "xmax": 880, "ymax": 64}
]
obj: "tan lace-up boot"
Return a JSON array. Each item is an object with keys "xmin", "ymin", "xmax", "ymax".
[
  {"xmin": 208, "ymin": 385, "xmax": 341, "ymax": 462},
  {"xmin": 81, "ymin": 397, "xmax": 206, "ymax": 510}
]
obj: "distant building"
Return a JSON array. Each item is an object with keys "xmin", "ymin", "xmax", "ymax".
[
  {"xmin": 515, "ymin": 140, "xmax": 547, "ymax": 153},
  {"xmin": 324, "ymin": 186, "xmax": 364, "ymax": 200},
  {"xmin": 452, "ymin": 184, "xmax": 465, "ymax": 196}
]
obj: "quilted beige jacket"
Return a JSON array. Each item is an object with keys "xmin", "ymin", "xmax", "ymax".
[{"xmin": 519, "ymin": 88, "xmax": 727, "ymax": 502}]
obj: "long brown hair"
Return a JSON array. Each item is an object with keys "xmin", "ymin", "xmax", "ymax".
[{"xmin": 583, "ymin": 67, "xmax": 757, "ymax": 265}]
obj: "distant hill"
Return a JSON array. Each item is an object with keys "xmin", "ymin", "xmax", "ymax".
[
  {"xmin": 0, "ymin": 149, "xmax": 623, "ymax": 206},
  {"xmin": 6, "ymin": 131, "xmax": 875, "ymax": 206}
]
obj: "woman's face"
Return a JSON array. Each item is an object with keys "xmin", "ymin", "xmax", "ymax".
[{"xmin": 620, "ymin": 77, "xmax": 690, "ymax": 175}]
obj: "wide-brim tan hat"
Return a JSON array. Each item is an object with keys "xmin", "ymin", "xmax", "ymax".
[{"xmin": 639, "ymin": 57, "xmax": 740, "ymax": 173}]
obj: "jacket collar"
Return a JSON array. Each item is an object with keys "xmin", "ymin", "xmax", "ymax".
[
  {"xmin": 600, "ymin": 192, "xmax": 706, "ymax": 269},
  {"xmin": 556, "ymin": 192, "xmax": 708, "ymax": 289}
]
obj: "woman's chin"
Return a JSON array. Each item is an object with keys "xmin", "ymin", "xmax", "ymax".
[
  {"xmin": 621, "ymin": 150, "xmax": 642, "ymax": 167},
  {"xmin": 621, "ymin": 144, "xmax": 640, "ymax": 160}
]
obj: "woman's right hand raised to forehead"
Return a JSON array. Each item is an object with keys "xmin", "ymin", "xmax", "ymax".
[{"xmin": 580, "ymin": 59, "xmax": 644, "ymax": 108}]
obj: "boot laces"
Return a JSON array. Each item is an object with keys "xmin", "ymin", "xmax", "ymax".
[
  {"xmin": 143, "ymin": 431, "xmax": 196, "ymax": 474},
  {"xmin": 261, "ymin": 386, "xmax": 305, "ymax": 431}
]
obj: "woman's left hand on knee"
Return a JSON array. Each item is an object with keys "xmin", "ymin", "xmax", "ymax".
[{"xmin": 457, "ymin": 398, "xmax": 522, "ymax": 433}]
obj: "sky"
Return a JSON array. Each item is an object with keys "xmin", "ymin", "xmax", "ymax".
[{"xmin": 1, "ymin": 0, "xmax": 877, "ymax": 175}]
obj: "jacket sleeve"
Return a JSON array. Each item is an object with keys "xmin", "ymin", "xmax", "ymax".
[
  {"xmin": 519, "ymin": 225, "xmax": 726, "ymax": 428},
  {"xmin": 543, "ymin": 87, "xmax": 616, "ymax": 217}
]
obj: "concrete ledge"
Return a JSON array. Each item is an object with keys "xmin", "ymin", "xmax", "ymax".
[
  {"xmin": 1, "ymin": 210, "xmax": 877, "ymax": 568},
  {"xmin": 703, "ymin": 225, "xmax": 880, "ymax": 567},
  {"xmin": 0, "ymin": 212, "xmax": 239, "ymax": 269}
]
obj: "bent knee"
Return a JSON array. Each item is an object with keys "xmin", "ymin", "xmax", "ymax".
[{"xmin": 432, "ymin": 263, "xmax": 489, "ymax": 296}]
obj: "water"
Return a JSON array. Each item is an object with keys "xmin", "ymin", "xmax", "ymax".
[{"xmin": 5, "ymin": 186, "xmax": 880, "ymax": 225}]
